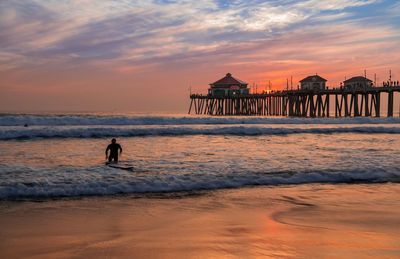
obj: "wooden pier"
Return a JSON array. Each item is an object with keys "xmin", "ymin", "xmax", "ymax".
[{"xmin": 188, "ymin": 87, "xmax": 400, "ymax": 117}]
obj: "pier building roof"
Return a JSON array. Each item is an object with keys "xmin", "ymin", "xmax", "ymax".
[
  {"xmin": 300, "ymin": 75, "xmax": 327, "ymax": 82},
  {"xmin": 210, "ymin": 73, "xmax": 248, "ymax": 88},
  {"xmin": 344, "ymin": 76, "xmax": 372, "ymax": 83}
]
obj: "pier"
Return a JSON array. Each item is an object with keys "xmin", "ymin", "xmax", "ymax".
[{"xmin": 188, "ymin": 86, "xmax": 400, "ymax": 117}]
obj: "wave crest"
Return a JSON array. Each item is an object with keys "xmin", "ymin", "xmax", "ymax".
[
  {"xmin": 2, "ymin": 114, "xmax": 400, "ymax": 126},
  {"xmin": 1, "ymin": 125, "xmax": 400, "ymax": 140},
  {"xmin": 0, "ymin": 164, "xmax": 398, "ymax": 198}
]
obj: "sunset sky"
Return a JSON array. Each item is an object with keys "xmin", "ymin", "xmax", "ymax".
[{"xmin": 1, "ymin": 0, "xmax": 399, "ymax": 112}]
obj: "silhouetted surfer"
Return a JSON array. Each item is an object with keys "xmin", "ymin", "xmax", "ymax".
[{"xmin": 106, "ymin": 138, "xmax": 122, "ymax": 163}]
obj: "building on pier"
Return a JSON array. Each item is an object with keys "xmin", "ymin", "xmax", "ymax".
[
  {"xmin": 208, "ymin": 73, "xmax": 249, "ymax": 96},
  {"xmin": 344, "ymin": 76, "xmax": 373, "ymax": 90},
  {"xmin": 300, "ymin": 74, "xmax": 327, "ymax": 90},
  {"xmin": 190, "ymin": 83, "xmax": 400, "ymax": 117}
]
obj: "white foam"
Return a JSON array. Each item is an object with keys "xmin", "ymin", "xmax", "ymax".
[
  {"xmin": 1, "ymin": 125, "xmax": 400, "ymax": 140},
  {"xmin": 0, "ymin": 164, "xmax": 398, "ymax": 198},
  {"xmin": 1, "ymin": 114, "xmax": 400, "ymax": 126}
]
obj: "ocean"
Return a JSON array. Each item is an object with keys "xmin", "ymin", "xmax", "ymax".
[
  {"xmin": 1, "ymin": 113, "xmax": 399, "ymax": 199},
  {"xmin": 2, "ymin": 112, "xmax": 400, "ymax": 258}
]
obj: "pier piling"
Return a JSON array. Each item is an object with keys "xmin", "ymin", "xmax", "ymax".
[{"xmin": 189, "ymin": 87, "xmax": 400, "ymax": 117}]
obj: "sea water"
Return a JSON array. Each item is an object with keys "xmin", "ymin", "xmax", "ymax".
[{"xmin": 0, "ymin": 113, "xmax": 399, "ymax": 198}]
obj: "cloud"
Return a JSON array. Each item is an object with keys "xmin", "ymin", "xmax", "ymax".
[
  {"xmin": 0, "ymin": 0, "xmax": 396, "ymax": 77},
  {"xmin": 387, "ymin": 2, "xmax": 400, "ymax": 15},
  {"xmin": 293, "ymin": 0, "xmax": 378, "ymax": 11}
]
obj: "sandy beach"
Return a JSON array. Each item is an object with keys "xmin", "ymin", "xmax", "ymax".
[
  {"xmin": 1, "ymin": 183, "xmax": 400, "ymax": 259},
  {"xmin": 2, "ymin": 0, "xmax": 400, "ymax": 258}
]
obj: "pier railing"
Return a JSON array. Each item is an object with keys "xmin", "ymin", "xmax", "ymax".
[{"xmin": 188, "ymin": 86, "xmax": 400, "ymax": 117}]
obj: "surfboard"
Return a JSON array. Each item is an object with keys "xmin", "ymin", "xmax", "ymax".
[{"xmin": 105, "ymin": 162, "xmax": 134, "ymax": 170}]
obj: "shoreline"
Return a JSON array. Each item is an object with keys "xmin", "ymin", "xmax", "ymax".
[
  {"xmin": 1, "ymin": 183, "xmax": 400, "ymax": 258},
  {"xmin": 0, "ymin": 180, "xmax": 399, "ymax": 202}
]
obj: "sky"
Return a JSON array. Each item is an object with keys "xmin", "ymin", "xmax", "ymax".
[{"xmin": 0, "ymin": 0, "xmax": 399, "ymax": 112}]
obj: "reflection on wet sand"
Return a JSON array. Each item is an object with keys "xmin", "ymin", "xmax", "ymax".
[{"xmin": 1, "ymin": 183, "xmax": 400, "ymax": 258}]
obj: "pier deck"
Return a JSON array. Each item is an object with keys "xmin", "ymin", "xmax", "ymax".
[{"xmin": 188, "ymin": 87, "xmax": 400, "ymax": 117}]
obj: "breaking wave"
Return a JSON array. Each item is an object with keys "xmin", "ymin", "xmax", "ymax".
[
  {"xmin": 1, "ymin": 125, "xmax": 400, "ymax": 140},
  {"xmin": 0, "ymin": 164, "xmax": 399, "ymax": 198},
  {"xmin": 1, "ymin": 114, "xmax": 400, "ymax": 126}
]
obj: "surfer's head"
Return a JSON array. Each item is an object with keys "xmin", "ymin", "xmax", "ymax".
[{"xmin": 111, "ymin": 138, "xmax": 116, "ymax": 144}]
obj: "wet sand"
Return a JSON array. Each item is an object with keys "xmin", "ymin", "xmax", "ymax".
[{"xmin": 1, "ymin": 183, "xmax": 400, "ymax": 258}]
